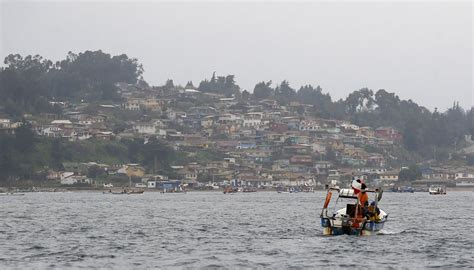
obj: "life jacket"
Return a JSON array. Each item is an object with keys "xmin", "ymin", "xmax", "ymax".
[
  {"xmin": 358, "ymin": 192, "xmax": 368, "ymax": 207},
  {"xmin": 367, "ymin": 204, "xmax": 380, "ymax": 221}
]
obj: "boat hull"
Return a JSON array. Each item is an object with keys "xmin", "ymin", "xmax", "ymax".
[
  {"xmin": 0, "ymin": 193, "xmax": 25, "ymax": 196},
  {"xmin": 429, "ymin": 191, "xmax": 446, "ymax": 195},
  {"xmin": 321, "ymin": 217, "xmax": 386, "ymax": 236},
  {"xmin": 428, "ymin": 186, "xmax": 446, "ymax": 195}
]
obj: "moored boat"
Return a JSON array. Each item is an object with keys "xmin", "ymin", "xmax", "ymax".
[
  {"xmin": 391, "ymin": 186, "xmax": 415, "ymax": 193},
  {"xmin": 161, "ymin": 185, "xmax": 187, "ymax": 193},
  {"xmin": 320, "ymin": 187, "xmax": 388, "ymax": 236},
  {"xmin": 127, "ymin": 189, "xmax": 144, "ymax": 194},
  {"xmin": 0, "ymin": 192, "xmax": 25, "ymax": 196},
  {"xmin": 103, "ymin": 188, "xmax": 144, "ymax": 195},
  {"xmin": 428, "ymin": 185, "xmax": 446, "ymax": 195},
  {"xmin": 242, "ymin": 187, "xmax": 257, "ymax": 193}
]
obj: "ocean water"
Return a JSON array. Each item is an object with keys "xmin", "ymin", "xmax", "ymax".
[{"xmin": 0, "ymin": 191, "xmax": 472, "ymax": 269}]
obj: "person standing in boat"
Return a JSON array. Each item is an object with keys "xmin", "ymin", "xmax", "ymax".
[
  {"xmin": 351, "ymin": 178, "xmax": 363, "ymax": 194},
  {"xmin": 358, "ymin": 183, "xmax": 369, "ymax": 216}
]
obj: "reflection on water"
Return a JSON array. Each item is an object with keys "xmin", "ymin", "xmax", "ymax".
[{"xmin": 0, "ymin": 191, "xmax": 472, "ymax": 268}]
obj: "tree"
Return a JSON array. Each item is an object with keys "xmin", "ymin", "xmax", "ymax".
[
  {"xmin": 345, "ymin": 88, "xmax": 374, "ymax": 114},
  {"xmin": 198, "ymin": 73, "xmax": 240, "ymax": 96},
  {"xmin": 0, "ymin": 51, "xmax": 145, "ymax": 117},
  {"xmin": 253, "ymin": 81, "xmax": 274, "ymax": 99},
  {"xmin": 51, "ymin": 139, "xmax": 64, "ymax": 170},
  {"xmin": 467, "ymin": 155, "xmax": 474, "ymax": 166},
  {"xmin": 275, "ymin": 80, "xmax": 296, "ymax": 104},
  {"xmin": 165, "ymin": 79, "xmax": 174, "ymax": 89},
  {"xmin": 88, "ymin": 165, "xmax": 106, "ymax": 179},
  {"xmin": 185, "ymin": 81, "xmax": 195, "ymax": 89},
  {"xmin": 15, "ymin": 121, "xmax": 36, "ymax": 153},
  {"xmin": 403, "ymin": 118, "xmax": 424, "ymax": 151},
  {"xmin": 241, "ymin": 90, "xmax": 250, "ymax": 101},
  {"xmin": 398, "ymin": 165, "xmax": 421, "ymax": 181},
  {"xmin": 0, "ymin": 134, "xmax": 16, "ymax": 177}
]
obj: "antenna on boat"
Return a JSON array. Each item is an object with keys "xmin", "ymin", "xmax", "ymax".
[{"xmin": 376, "ymin": 188, "xmax": 383, "ymax": 202}]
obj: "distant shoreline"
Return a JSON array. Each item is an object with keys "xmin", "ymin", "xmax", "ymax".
[{"xmin": 1, "ymin": 186, "xmax": 473, "ymax": 193}]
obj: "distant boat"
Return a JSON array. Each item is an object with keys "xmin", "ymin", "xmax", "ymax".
[
  {"xmin": 242, "ymin": 187, "xmax": 257, "ymax": 193},
  {"xmin": 429, "ymin": 185, "xmax": 446, "ymax": 195},
  {"xmin": 103, "ymin": 189, "xmax": 144, "ymax": 195},
  {"xmin": 289, "ymin": 187, "xmax": 299, "ymax": 193},
  {"xmin": 0, "ymin": 192, "xmax": 25, "ymax": 196},
  {"xmin": 223, "ymin": 186, "xmax": 238, "ymax": 194},
  {"xmin": 391, "ymin": 186, "xmax": 415, "ymax": 193},
  {"xmin": 161, "ymin": 185, "xmax": 187, "ymax": 194},
  {"xmin": 127, "ymin": 189, "xmax": 144, "ymax": 194}
]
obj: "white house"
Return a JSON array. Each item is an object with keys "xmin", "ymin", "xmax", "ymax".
[
  {"xmin": 379, "ymin": 171, "xmax": 399, "ymax": 181},
  {"xmin": 455, "ymin": 172, "xmax": 474, "ymax": 180},
  {"xmin": 299, "ymin": 120, "xmax": 321, "ymax": 131},
  {"xmin": 122, "ymin": 101, "xmax": 141, "ymax": 111},
  {"xmin": 51, "ymin": 120, "xmax": 73, "ymax": 126},
  {"xmin": 201, "ymin": 116, "xmax": 214, "ymax": 128},
  {"xmin": 60, "ymin": 172, "xmax": 90, "ymax": 185},
  {"xmin": 40, "ymin": 126, "xmax": 63, "ymax": 137},
  {"xmin": 218, "ymin": 114, "xmax": 241, "ymax": 125},
  {"xmin": 0, "ymin": 119, "xmax": 11, "ymax": 128},
  {"xmin": 339, "ymin": 122, "xmax": 360, "ymax": 131},
  {"xmin": 243, "ymin": 112, "xmax": 263, "ymax": 128},
  {"xmin": 147, "ymin": 180, "xmax": 156, "ymax": 188},
  {"xmin": 134, "ymin": 123, "xmax": 157, "ymax": 134}
]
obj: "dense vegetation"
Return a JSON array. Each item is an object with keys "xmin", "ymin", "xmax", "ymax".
[{"xmin": 0, "ymin": 51, "xmax": 143, "ymax": 117}]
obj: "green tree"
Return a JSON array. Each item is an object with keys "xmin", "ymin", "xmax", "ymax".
[
  {"xmin": 398, "ymin": 165, "xmax": 421, "ymax": 181},
  {"xmin": 466, "ymin": 155, "xmax": 474, "ymax": 166},
  {"xmin": 87, "ymin": 165, "xmax": 106, "ymax": 179},
  {"xmin": 51, "ymin": 139, "xmax": 64, "ymax": 170},
  {"xmin": 253, "ymin": 81, "xmax": 274, "ymax": 99},
  {"xmin": 198, "ymin": 73, "xmax": 240, "ymax": 96},
  {"xmin": 15, "ymin": 121, "xmax": 36, "ymax": 153},
  {"xmin": 275, "ymin": 80, "xmax": 296, "ymax": 104}
]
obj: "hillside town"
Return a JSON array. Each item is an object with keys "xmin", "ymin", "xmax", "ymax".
[{"xmin": 1, "ymin": 82, "xmax": 473, "ymax": 191}]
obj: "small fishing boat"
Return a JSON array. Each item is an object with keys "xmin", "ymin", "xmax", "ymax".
[
  {"xmin": 242, "ymin": 187, "xmax": 257, "ymax": 193},
  {"xmin": 391, "ymin": 186, "xmax": 415, "ymax": 193},
  {"xmin": 103, "ymin": 189, "xmax": 144, "ymax": 195},
  {"xmin": 428, "ymin": 185, "xmax": 446, "ymax": 195},
  {"xmin": 320, "ymin": 187, "xmax": 388, "ymax": 236},
  {"xmin": 127, "ymin": 189, "xmax": 144, "ymax": 194},
  {"xmin": 161, "ymin": 185, "xmax": 187, "ymax": 194},
  {"xmin": 289, "ymin": 186, "xmax": 300, "ymax": 193}
]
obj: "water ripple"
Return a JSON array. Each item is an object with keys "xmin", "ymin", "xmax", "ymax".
[{"xmin": 0, "ymin": 191, "xmax": 472, "ymax": 268}]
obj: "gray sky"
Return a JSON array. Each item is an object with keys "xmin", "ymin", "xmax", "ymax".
[{"xmin": 1, "ymin": 0, "xmax": 472, "ymax": 111}]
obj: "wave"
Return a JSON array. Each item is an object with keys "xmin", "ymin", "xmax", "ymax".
[{"xmin": 376, "ymin": 229, "xmax": 407, "ymax": 235}]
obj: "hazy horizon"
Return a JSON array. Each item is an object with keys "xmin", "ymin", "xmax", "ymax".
[{"xmin": 1, "ymin": 1, "xmax": 472, "ymax": 111}]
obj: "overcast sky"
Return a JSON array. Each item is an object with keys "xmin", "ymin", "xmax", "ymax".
[{"xmin": 1, "ymin": 0, "xmax": 472, "ymax": 111}]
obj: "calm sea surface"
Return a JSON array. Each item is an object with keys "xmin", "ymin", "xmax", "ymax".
[{"xmin": 0, "ymin": 191, "xmax": 473, "ymax": 269}]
